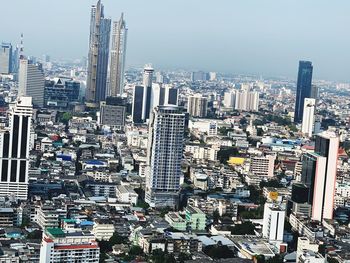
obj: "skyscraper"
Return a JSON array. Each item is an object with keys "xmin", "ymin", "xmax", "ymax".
[
  {"xmin": 187, "ymin": 94, "xmax": 208, "ymax": 117},
  {"xmin": 150, "ymin": 84, "xmax": 178, "ymax": 110},
  {"xmin": 301, "ymin": 98, "xmax": 315, "ymax": 137},
  {"xmin": 223, "ymin": 90, "xmax": 236, "ymax": 108},
  {"xmin": 301, "ymin": 131, "xmax": 339, "ymax": 221},
  {"xmin": 86, "ymin": 0, "xmax": 111, "ymax": 104},
  {"xmin": 109, "ymin": 13, "xmax": 127, "ymax": 97},
  {"xmin": 0, "ymin": 43, "xmax": 12, "ymax": 74},
  {"xmin": 145, "ymin": 106, "xmax": 186, "ymax": 208},
  {"xmin": 18, "ymin": 59, "xmax": 45, "ymax": 107},
  {"xmin": 294, "ymin": 61, "xmax": 313, "ymax": 123},
  {"xmin": 132, "ymin": 85, "xmax": 144, "ymax": 124},
  {"xmin": 0, "ymin": 97, "xmax": 33, "ymax": 200},
  {"xmin": 141, "ymin": 65, "xmax": 153, "ymax": 121}
]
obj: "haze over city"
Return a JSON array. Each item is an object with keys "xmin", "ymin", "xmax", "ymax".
[
  {"xmin": 1, "ymin": 0, "xmax": 350, "ymax": 262},
  {"xmin": 1, "ymin": 0, "xmax": 350, "ymax": 80}
]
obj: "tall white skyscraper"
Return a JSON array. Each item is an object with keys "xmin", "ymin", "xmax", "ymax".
[
  {"xmin": 145, "ymin": 106, "xmax": 186, "ymax": 208},
  {"xmin": 301, "ymin": 98, "xmax": 315, "ymax": 137},
  {"xmin": 223, "ymin": 90, "xmax": 236, "ymax": 108},
  {"xmin": 301, "ymin": 131, "xmax": 339, "ymax": 221},
  {"xmin": 18, "ymin": 59, "xmax": 45, "ymax": 107},
  {"xmin": 0, "ymin": 97, "xmax": 33, "ymax": 200},
  {"xmin": 109, "ymin": 13, "xmax": 127, "ymax": 97},
  {"xmin": 187, "ymin": 94, "xmax": 208, "ymax": 117},
  {"xmin": 263, "ymin": 202, "xmax": 285, "ymax": 242}
]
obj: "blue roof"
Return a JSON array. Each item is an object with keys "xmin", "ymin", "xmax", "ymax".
[
  {"xmin": 85, "ymin": 160, "xmax": 105, "ymax": 165},
  {"xmin": 80, "ymin": 221, "xmax": 94, "ymax": 226}
]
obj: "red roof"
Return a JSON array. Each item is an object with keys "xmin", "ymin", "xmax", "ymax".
[{"xmin": 55, "ymin": 244, "xmax": 99, "ymax": 250}]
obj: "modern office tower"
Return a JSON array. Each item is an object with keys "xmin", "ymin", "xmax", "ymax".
[
  {"xmin": 301, "ymin": 131, "xmax": 339, "ymax": 221},
  {"xmin": 164, "ymin": 86, "xmax": 178, "ymax": 105},
  {"xmin": 109, "ymin": 13, "xmax": 127, "ymax": 97},
  {"xmin": 0, "ymin": 97, "xmax": 32, "ymax": 200},
  {"xmin": 39, "ymin": 228, "xmax": 100, "ymax": 263},
  {"xmin": 187, "ymin": 94, "xmax": 208, "ymax": 117},
  {"xmin": 86, "ymin": 0, "xmax": 111, "ymax": 104},
  {"xmin": 100, "ymin": 97, "xmax": 126, "ymax": 129},
  {"xmin": 294, "ymin": 61, "xmax": 313, "ymax": 123},
  {"xmin": 250, "ymin": 155, "xmax": 276, "ymax": 177},
  {"xmin": 141, "ymin": 65, "xmax": 154, "ymax": 121},
  {"xmin": 44, "ymin": 78, "xmax": 80, "ymax": 108},
  {"xmin": 145, "ymin": 106, "xmax": 186, "ymax": 208},
  {"xmin": 11, "ymin": 46, "xmax": 19, "ymax": 74},
  {"xmin": 235, "ymin": 87, "xmax": 259, "ymax": 112},
  {"xmin": 223, "ymin": 90, "xmax": 236, "ymax": 108},
  {"xmin": 263, "ymin": 203, "xmax": 285, "ymax": 242},
  {"xmin": 301, "ymin": 98, "xmax": 316, "ymax": 137},
  {"xmin": 191, "ymin": 71, "xmax": 209, "ymax": 82},
  {"xmin": 151, "ymin": 84, "xmax": 178, "ymax": 110},
  {"xmin": 0, "ymin": 43, "xmax": 12, "ymax": 74},
  {"xmin": 18, "ymin": 59, "xmax": 45, "ymax": 107},
  {"xmin": 310, "ymin": 85, "xmax": 319, "ymax": 100},
  {"xmin": 132, "ymin": 86, "xmax": 144, "ymax": 123}
]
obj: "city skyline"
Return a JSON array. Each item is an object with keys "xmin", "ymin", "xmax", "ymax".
[{"xmin": 1, "ymin": 0, "xmax": 350, "ymax": 81}]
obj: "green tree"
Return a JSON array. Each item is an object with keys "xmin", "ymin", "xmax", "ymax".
[
  {"xmin": 217, "ymin": 147, "xmax": 239, "ymax": 163},
  {"xmin": 213, "ymin": 209, "xmax": 220, "ymax": 224},
  {"xmin": 27, "ymin": 230, "xmax": 42, "ymax": 239},
  {"xmin": 61, "ymin": 112, "xmax": 72, "ymax": 124},
  {"xmin": 255, "ymin": 254, "xmax": 266, "ymax": 263},
  {"xmin": 203, "ymin": 245, "xmax": 235, "ymax": 259},
  {"xmin": 230, "ymin": 222, "xmax": 255, "ymax": 235},
  {"xmin": 178, "ymin": 252, "xmax": 192, "ymax": 263}
]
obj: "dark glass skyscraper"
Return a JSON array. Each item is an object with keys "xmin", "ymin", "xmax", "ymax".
[
  {"xmin": 86, "ymin": 0, "xmax": 111, "ymax": 104},
  {"xmin": 294, "ymin": 61, "xmax": 313, "ymax": 123}
]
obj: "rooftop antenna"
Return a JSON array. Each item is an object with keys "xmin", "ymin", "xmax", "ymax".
[{"xmin": 19, "ymin": 33, "xmax": 24, "ymax": 60}]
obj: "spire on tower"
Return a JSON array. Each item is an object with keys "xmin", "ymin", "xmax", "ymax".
[{"xmin": 19, "ymin": 33, "xmax": 24, "ymax": 60}]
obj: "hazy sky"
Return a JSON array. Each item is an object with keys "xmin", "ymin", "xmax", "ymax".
[{"xmin": 1, "ymin": 0, "xmax": 349, "ymax": 81}]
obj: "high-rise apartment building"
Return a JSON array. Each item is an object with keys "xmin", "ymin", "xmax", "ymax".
[
  {"xmin": 187, "ymin": 94, "xmax": 208, "ymax": 117},
  {"xmin": 294, "ymin": 61, "xmax": 313, "ymax": 123},
  {"xmin": 250, "ymin": 155, "xmax": 276, "ymax": 177},
  {"xmin": 235, "ymin": 86, "xmax": 259, "ymax": 112},
  {"xmin": 109, "ymin": 13, "xmax": 127, "ymax": 97},
  {"xmin": 223, "ymin": 90, "xmax": 236, "ymax": 108},
  {"xmin": 263, "ymin": 203, "xmax": 285, "ymax": 242},
  {"xmin": 145, "ymin": 106, "xmax": 186, "ymax": 208},
  {"xmin": 18, "ymin": 59, "xmax": 45, "ymax": 107},
  {"xmin": 86, "ymin": 0, "xmax": 111, "ymax": 104},
  {"xmin": 0, "ymin": 43, "xmax": 12, "ymax": 74},
  {"xmin": 0, "ymin": 97, "xmax": 32, "ymax": 200},
  {"xmin": 301, "ymin": 98, "xmax": 315, "ymax": 137},
  {"xmin": 301, "ymin": 131, "xmax": 339, "ymax": 221},
  {"xmin": 39, "ymin": 228, "xmax": 100, "ymax": 263}
]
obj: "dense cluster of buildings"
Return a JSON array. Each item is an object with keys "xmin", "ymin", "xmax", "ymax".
[{"xmin": 0, "ymin": 1, "xmax": 349, "ymax": 263}]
